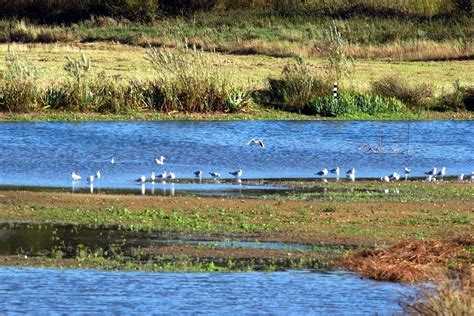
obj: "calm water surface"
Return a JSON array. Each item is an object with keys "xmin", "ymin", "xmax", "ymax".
[
  {"xmin": 0, "ymin": 121, "xmax": 472, "ymax": 190},
  {"xmin": 0, "ymin": 268, "xmax": 411, "ymax": 314}
]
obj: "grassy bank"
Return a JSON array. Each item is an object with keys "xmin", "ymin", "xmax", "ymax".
[{"xmin": 1, "ymin": 43, "xmax": 473, "ymax": 120}]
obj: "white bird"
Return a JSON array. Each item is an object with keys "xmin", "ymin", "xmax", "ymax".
[
  {"xmin": 71, "ymin": 172, "xmax": 82, "ymax": 181},
  {"xmin": 437, "ymin": 167, "xmax": 446, "ymax": 180},
  {"xmin": 425, "ymin": 167, "xmax": 437, "ymax": 176},
  {"xmin": 110, "ymin": 156, "xmax": 115, "ymax": 165},
  {"xmin": 389, "ymin": 172, "xmax": 400, "ymax": 181},
  {"xmin": 458, "ymin": 173, "xmax": 464, "ymax": 182},
  {"xmin": 167, "ymin": 172, "xmax": 176, "ymax": 179},
  {"xmin": 135, "ymin": 175, "xmax": 146, "ymax": 183},
  {"xmin": 330, "ymin": 167, "xmax": 340, "ymax": 177},
  {"xmin": 87, "ymin": 175, "xmax": 94, "ymax": 183},
  {"xmin": 155, "ymin": 156, "xmax": 166, "ymax": 166},
  {"xmin": 404, "ymin": 166, "xmax": 411, "ymax": 175},
  {"xmin": 404, "ymin": 166, "xmax": 411, "ymax": 180},
  {"xmin": 194, "ymin": 170, "xmax": 202, "ymax": 177},
  {"xmin": 95, "ymin": 170, "xmax": 101, "ymax": 180},
  {"xmin": 381, "ymin": 175, "xmax": 390, "ymax": 182},
  {"xmin": 229, "ymin": 169, "xmax": 243, "ymax": 178},
  {"xmin": 346, "ymin": 167, "xmax": 355, "ymax": 175},
  {"xmin": 158, "ymin": 171, "xmax": 167, "ymax": 179},
  {"xmin": 471, "ymin": 172, "xmax": 474, "ymax": 182},
  {"xmin": 248, "ymin": 139, "xmax": 265, "ymax": 148},
  {"xmin": 425, "ymin": 175, "xmax": 433, "ymax": 182},
  {"xmin": 150, "ymin": 171, "xmax": 156, "ymax": 182},
  {"xmin": 209, "ymin": 172, "xmax": 221, "ymax": 178},
  {"xmin": 316, "ymin": 168, "xmax": 328, "ymax": 177},
  {"xmin": 347, "ymin": 172, "xmax": 356, "ymax": 182}
]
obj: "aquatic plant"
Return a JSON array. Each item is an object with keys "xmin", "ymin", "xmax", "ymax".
[{"xmin": 308, "ymin": 92, "xmax": 405, "ymax": 117}]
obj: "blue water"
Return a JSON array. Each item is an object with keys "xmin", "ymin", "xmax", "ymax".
[
  {"xmin": 0, "ymin": 268, "xmax": 411, "ymax": 314},
  {"xmin": 0, "ymin": 121, "xmax": 472, "ymax": 189}
]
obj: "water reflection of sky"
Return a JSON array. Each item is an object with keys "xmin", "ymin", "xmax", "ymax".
[{"xmin": 0, "ymin": 120, "xmax": 472, "ymax": 189}]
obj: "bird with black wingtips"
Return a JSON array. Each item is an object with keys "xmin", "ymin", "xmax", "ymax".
[
  {"xmin": 425, "ymin": 167, "xmax": 437, "ymax": 176},
  {"xmin": 209, "ymin": 172, "xmax": 221, "ymax": 179},
  {"xmin": 248, "ymin": 139, "xmax": 265, "ymax": 148},
  {"xmin": 135, "ymin": 175, "xmax": 146, "ymax": 183},
  {"xmin": 229, "ymin": 169, "xmax": 242, "ymax": 178},
  {"xmin": 330, "ymin": 167, "xmax": 340, "ymax": 178},
  {"xmin": 437, "ymin": 166, "xmax": 446, "ymax": 180},
  {"xmin": 316, "ymin": 168, "xmax": 328, "ymax": 178},
  {"xmin": 194, "ymin": 170, "xmax": 202, "ymax": 178}
]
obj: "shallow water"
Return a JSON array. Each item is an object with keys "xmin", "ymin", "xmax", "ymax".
[
  {"xmin": 0, "ymin": 120, "xmax": 472, "ymax": 190},
  {"xmin": 0, "ymin": 267, "xmax": 411, "ymax": 314}
]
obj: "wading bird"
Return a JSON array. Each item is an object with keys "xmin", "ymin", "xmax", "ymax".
[
  {"xmin": 167, "ymin": 172, "xmax": 176, "ymax": 179},
  {"xmin": 425, "ymin": 167, "xmax": 437, "ymax": 176},
  {"xmin": 194, "ymin": 170, "xmax": 202, "ymax": 178},
  {"xmin": 135, "ymin": 175, "xmax": 146, "ymax": 183},
  {"xmin": 437, "ymin": 166, "xmax": 446, "ymax": 180},
  {"xmin": 71, "ymin": 172, "xmax": 82, "ymax": 181},
  {"xmin": 316, "ymin": 168, "xmax": 328, "ymax": 178},
  {"xmin": 229, "ymin": 169, "xmax": 243, "ymax": 178}
]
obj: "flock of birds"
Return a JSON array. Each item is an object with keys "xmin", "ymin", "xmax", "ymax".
[
  {"xmin": 314, "ymin": 165, "xmax": 473, "ymax": 183},
  {"xmin": 70, "ymin": 137, "xmax": 474, "ymax": 186}
]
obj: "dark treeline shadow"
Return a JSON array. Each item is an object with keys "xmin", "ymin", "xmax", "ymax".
[{"xmin": 0, "ymin": 0, "xmax": 471, "ymax": 24}]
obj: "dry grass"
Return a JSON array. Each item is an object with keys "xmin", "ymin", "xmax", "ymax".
[
  {"xmin": 402, "ymin": 268, "xmax": 473, "ymax": 315},
  {"xmin": 343, "ymin": 239, "xmax": 472, "ymax": 283}
]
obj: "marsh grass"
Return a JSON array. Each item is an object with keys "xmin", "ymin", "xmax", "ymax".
[
  {"xmin": 371, "ymin": 74, "xmax": 434, "ymax": 110},
  {"xmin": 0, "ymin": 52, "xmax": 38, "ymax": 112},
  {"xmin": 267, "ymin": 57, "xmax": 330, "ymax": 112},
  {"xmin": 401, "ymin": 269, "xmax": 473, "ymax": 315},
  {"xmin": 308, "ymin": 92, "xmax": 405, "ymax": 117},
  {"xmin": 146, "ymin": 46, "xmax": 250, "ymax": 113}
]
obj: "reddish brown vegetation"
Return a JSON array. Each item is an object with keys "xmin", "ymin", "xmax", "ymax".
[{"xmin": 342, "ymin": 239, "xmax": 473, "ymax": 283}]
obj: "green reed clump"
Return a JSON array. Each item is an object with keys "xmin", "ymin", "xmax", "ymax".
[
  {"xmin": 0, "ymin": 53, "xmax": 38, "ymax": 112},
  {"xmin": 90, "ymin": 77, "xmax": 145, "ymax": 113},
  {"xmin": 308, "ymin": 92, "xmax": 405, "ymax": 117},
  {"xmin": 371, "ymin": 74, "xmax": 434, "ymax": 110},
  {"xmin": 146, "ymin": 46, "xmax": 250, "ymax": 113},
  {"xmin": 63, "ymin": 54, "xmax": 98, "ymax": 111},
  {"xmin": 267, "ymin": 57, "xmax": 330, "ymax": 113}
]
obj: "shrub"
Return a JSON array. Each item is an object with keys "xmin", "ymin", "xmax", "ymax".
[
  {"xmin": 371, "ymin": 75, "xmax": 434, "ymax": 109},
  {"xmin": 267, "ymin": 57, "xmax": 330, "ymax": 113},
  {"xmin": 436, "ymin": 81, "xmax": 474, "ymax": 112},
  {"xmin": 308, "ymin": 92, "xmax": 405, "ymax": 117},
  {"xmin": 0, "ymin": 53, "xmax": 38, "ymax": 112},
  {"xmin": 146, "ymin": 46, "xmax": 248, "ymax": 113},
  {"xmin": 63, "ymin": 54, "xmax": 97, "ymax": 111}
]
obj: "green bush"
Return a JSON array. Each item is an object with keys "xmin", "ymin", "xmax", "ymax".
[
  {"xmin": 308, "ymin": 92, "xmax": 405, "ymax": 117},
  {"xmin": 371, "ymin": 75, "xmax": 434, "ymax": 109},
  {"xmin": 436, "ymin": 81, "xmax": 474, "ymax": 112},
  {"xmin": 267, "ymin": 57, "xmax": 330, "ymax": 113},
  {"xmin": 0, "ymin": 53, "xmax": 38, "ymax": 112}
]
